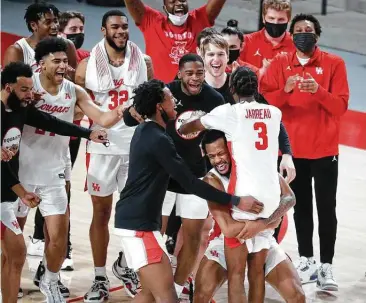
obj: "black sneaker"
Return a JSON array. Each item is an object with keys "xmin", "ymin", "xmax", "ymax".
[{"xmin": 61, "ymin": 246, "xmax": 74, "ymax": 271}]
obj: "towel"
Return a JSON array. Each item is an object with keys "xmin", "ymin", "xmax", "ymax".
[{"xmin": 85, "ymin": 39, "xmax": 147, "ymax": 93}]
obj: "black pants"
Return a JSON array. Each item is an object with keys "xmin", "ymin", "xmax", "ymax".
[
  {"xmin": 291, "ymin": 156, "xmax": 338, "ymax": 264},
  {"xmin": 33, "ymin": 138, "xmax": 81, "ymax": 248},
  {"xmin": 166, "ymin": 205, "xmax": 182, "ymax": 242}
]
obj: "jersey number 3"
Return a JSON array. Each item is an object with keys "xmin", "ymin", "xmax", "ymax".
[
  {"xmin": 109, "ymin": 90, "xmax": 129, "ymax": 110},
  {"xmin": 254, "ymin": 122, "xmax": 268, "ymax": 150}
]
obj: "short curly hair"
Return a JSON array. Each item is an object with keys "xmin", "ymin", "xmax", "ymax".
[
  {"xmin": 24, "ymin": 2, "xmax": 60, "ymax": 33},
  {"xmin": 1, "ymin": 62, "xmax": 33, "ymax": 89},
  {"xmin": 132, "ymin": 80, "xmax": 166, "ymax": 118},
  {"xmin": 34, "ymin": 37, "xmax": 68, "ymax": 64},
  {"xmin": 230, "ymin": 66, "xmax": 258, "ymax": 98},
  {"xmin": 289, "ymin": 13, "xmax": 322, "ymax": 36}
]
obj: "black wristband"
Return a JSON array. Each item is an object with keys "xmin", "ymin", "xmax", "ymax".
[{"xmin": 230, "ymin": 196, "xmax": 240, "ymax": 206}]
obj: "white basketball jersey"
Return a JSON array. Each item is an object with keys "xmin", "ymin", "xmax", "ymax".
[
  {"xmin": 15, "ymin": 38, "xmax": 40, "ymax": 73},
  {"xmin": 87, "ymin": 64, "xmax": 143, "ymax": 155},
  {"xmin": 19, "ymin": 74, "xmax": 77, "ymax": 186},
  {"xmin": 201, "ymin": 102, "xmax": 282, "ymax": 220}
]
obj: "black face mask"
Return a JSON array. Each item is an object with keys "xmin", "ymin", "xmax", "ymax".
[
  {"xmin": 228, "ymin": 49, "xmax": 240, "ymax": 64},
  {"xmin": 7, "ymin": 91, "xmax": 22, "ymax": 111},
  {"xmin": 264, "ymin": 22, "xmax": 288, "ymax": 38},
  {"xmin": 66, "ymin": 33, "xmax": 84, "ymax": 49},
  {"xmin": 293, "ymin": 33, "xmax": 317, "ymax": 53}
]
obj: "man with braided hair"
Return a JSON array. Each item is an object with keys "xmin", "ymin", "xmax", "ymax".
[{"xmin": 179, "ymin": 67, "xmax": 296, "ymax": 303}]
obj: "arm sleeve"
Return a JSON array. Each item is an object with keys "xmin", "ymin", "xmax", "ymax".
[
  {"xmin": 314, "ymin": 58, "xmax": 349, "ymax": 116},
  {"xmin": 260, "ymin": 58, "xmax": 291, "ymax": 108},
  {"xmin": 279, "ymin": 122, "xmax": 292, "ymax": 155},
  {"xmin": 26, "ymin": 107, "xmax": 92, "ymax": 139},
  {"xmin": 200, "ymin": 104, "xmax": 236, "ymax": 137},
  {"xmin": 123, "ymin": 106, "xmax": 139, "ymax": 127},
  {"xmin": 1, "ymin": 161, "xmax": 20, "ymax": 189},
  {"xmin": 153, "ymin": 135, "xmax": 240, "ymax": 206}
]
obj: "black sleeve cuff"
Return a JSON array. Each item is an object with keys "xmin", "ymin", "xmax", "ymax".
[{"xmin": 230, "ymin": 196, "xmax": 240, "ymax": 206}]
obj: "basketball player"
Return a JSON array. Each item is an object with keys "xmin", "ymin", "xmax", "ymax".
[
  {"xmin": 179, "ymin": 67, "xmax": 296, "ymax": 303},
  {"xmin": 75, "ymin": 10, "xmax": 148, "ymax": 301},
  {"xmin": 16, "ymin": 37, "xmax": 123, "ymax": 302},
  {"xmin": 115, "ymin": 79, "xmax": 263, "ymax": 303},
  {"xmin": 3, "ymin": 2, "xmax": 77, "ymax": 76},
  {"xmin": 194, "ymin": 130, "xmax": 305, "ymax": 303},
  {"xmin": 1, "ymin": 62, "xmax": 108, "ymax": 302}
]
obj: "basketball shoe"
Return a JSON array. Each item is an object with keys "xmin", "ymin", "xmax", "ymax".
[
  {"xmin": 84, "ymin": 276, "xmax": 110, "ymax": 303},
  {"xmin": 294, "ymin": 256, "xmax": 318, "ymax": 284},
  {"xmin": 317, "ymin": 263, "xmax": 338, "ymax": 291}
]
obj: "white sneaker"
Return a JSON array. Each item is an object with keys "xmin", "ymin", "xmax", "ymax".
[
  {"xmin": 294, "ymin": 256, "xmax": 318, "ymax": 284},
  {"xmin": 27, "ymin": 236, "xmax": 45, "ymax": 257},
  {"xmin": 317, "ymin": 263, "xmax": 338, "ymax": 291},
  {"xmin": 83, "ymin": 276, "xmax": 110, "ymax": 303},
  {"xmin": 39, "ymin": 278, "xmax": 66, "ymax": 303}
]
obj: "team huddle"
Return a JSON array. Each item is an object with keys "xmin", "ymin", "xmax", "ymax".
[{"xmin": 1, "ymin": 0, "xmax": 349, "ymax": 302}]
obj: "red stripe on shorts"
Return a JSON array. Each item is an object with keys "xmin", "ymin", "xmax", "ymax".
[{"xmin": 136, "ymin": 231, "xmax": 164, "ymax": 265}]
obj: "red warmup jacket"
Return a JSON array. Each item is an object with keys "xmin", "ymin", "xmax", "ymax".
[{"xmin": 260, "ymin": 47, "xmax": 349, "ymax": 159}]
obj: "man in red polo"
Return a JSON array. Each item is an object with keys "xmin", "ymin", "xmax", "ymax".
[
  {"xmin": 260, "ymin": 13, "xmax": 349, "ymax": 292},
  {"xmin": 240, "ymin": 0, "xmax": 295, "ymax": 69},
  {"xmin": 124, "ymin": 0, "xmax": 226, "ymax": 83}
]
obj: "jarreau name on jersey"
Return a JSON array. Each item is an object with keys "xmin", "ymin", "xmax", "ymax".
[{"xmin": 245, "ymin": 108, "xmax": 272, "ymax": 119}]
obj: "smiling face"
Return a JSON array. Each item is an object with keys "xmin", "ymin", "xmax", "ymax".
[
  {"xmin": 203, "ymin": 43, "xmax": 228, "ymax": 77},
  {"xmin": 158, "ymin": 87, "xmax": 178, "ymax": 120},
  {"xmin": 205, "ymin": 138, "xmax": 231, "ymax": 175},
  {"xmin": 164, "ymin": 0, "xmax": 189, "ymax": 16},
  {"xmin": 63, "ymin": 17, "xmax": 84, "ymax": 34},
  {"xmin": 31, "ymin": 11, "xmax": 59, "ymax": 39},
  {"xmin": 178, "ymin": 61, "xmax": 205, "ymax": 95},
  {"xmin": 102, "ymin": 15, "xmax": 129, "ymax": 51},
  {"xmin": 39, "ymin": 51, "xmax": 68, "ymax": 85}
]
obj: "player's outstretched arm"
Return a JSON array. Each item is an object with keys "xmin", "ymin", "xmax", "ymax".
[
  {"xmin": 75, "ymin": 85, "xmax": 123, "ymax": 128},
  {"xmin": 206, "ymin": 0, "xmax": 226, "ymax": 24},
  {"xmin": 179, "ymin": 116, "xmax": 206, "ymax": 135},
  {"xmin": 124, "ymin": 0, "xmax": 146, "ymax": 25}
]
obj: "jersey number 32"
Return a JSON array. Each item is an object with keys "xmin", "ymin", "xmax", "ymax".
[
  {"xmin": 254, "ymin": 122, "xmax": 268, "ymax": 150},
  {"xmin": 108, "ymin": 90, "xmax": 129, "ymax": 110}
]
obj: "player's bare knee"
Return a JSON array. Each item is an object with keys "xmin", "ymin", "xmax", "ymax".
[
  {"xmin": 194, "ymin": 283, "xmax": 215, "ymax": 302},
  {"xmin": 9, "ymin": 252, "xmax": 26, "ymax": 271}
]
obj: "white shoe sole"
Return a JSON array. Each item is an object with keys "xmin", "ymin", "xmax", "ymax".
[{"xmin": 316, "ymin": 283, "xmax": 338, "ymax": 292}]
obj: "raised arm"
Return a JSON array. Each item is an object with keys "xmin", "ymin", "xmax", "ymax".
[
  {"xmin": 75, "ymin": 85, "xmax": 123, "ymax": 128},
  {"xmin": 3, "ymin": 44, "xmax": 24, "ymax": 66},
  {"xmin": 124, "ymin": 0, "xmax": 146, "ymax": 25},
  {"xmin": 206, "ymin": 0, "xmax": 226, "ymax": 24}
]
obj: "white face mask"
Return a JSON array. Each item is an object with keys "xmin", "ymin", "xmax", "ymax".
[{"xmin": 166, "ymin": 11, "xmax": 188, "ymax": 26}]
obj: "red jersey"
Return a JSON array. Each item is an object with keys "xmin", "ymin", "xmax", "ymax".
[
  {"xmin": 240, "ymin": 29, "xmax": 295, "ymax": 69},
  {"xmin": 260, "ymin": 47, "xmax": 349, "ymax": 159},
  {"xmin": 76, "ymin": 49, "xmax": 90, "ymax": 64},
  {"xmin": 138, "ymin": 5, "xmax": 212, "ymax": 83}
]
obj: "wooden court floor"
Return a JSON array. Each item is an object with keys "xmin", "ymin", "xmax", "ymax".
[{"xmin": 16, "ymin": 143, "xmax": 366, "ymax": 303}]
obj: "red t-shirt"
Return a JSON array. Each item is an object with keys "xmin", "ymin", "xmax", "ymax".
[
  {"xmin": 138, "ymin": 5, "xmax": 213, "ymax": 83},
  {"xmin": 76, "ymin": 49, "xmax": 90, "ymax": 64},
  {"xmin": 240, "ymin": 28, "xmax": 295, "ymax": 69},
  {"xmin": 260, "ymin": 47, "xmax": 349, "ymax": 159}
]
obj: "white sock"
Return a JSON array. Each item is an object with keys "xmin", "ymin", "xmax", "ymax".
[
  {"xmin": 174, "ymin": 283, "xmax": 184, "ymax": 297},
  {"xmin": 95, "ymin": 266, "xmax": 107, "ymax": 278},
  {"xmin": 44, "ymin": 267, "xmax": 58, "ymax": 283}
]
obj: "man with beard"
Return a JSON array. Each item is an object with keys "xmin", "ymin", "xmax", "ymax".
[
  {"xmin": 123, "ymin": 0, "xmax": 226, "ymax": 83},
  {"xmin": 1, "ymin": 62, "xmax": 108, "ymax": 302},
  {"xmin": 75, "ymin": 10, "xmax": 148, "ymax": 301},
  {"xmin": 239, "ymin": 0, "xmax": 295, "ymax": 69},
  {"xmin": 16, "ymin": 37, "xmax": 124, "ymax": 302},
  {"xmin": 3, "ymin": 2, "xmax": 77, "ymax": 77},
  {"xmin": 193, "ymin": 130, "xmax": 305, "ymax": 303}
]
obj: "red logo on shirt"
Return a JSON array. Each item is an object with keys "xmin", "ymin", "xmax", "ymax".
[
  {"xmin": 65, "ymin": 93, "xmax": 71, "ymax": 100},
  {"xmin": 113, "ymin": 79, "xmax": 125, "ymax": 89},
  {"xmin": 169, "ymin": 41, "xmax": 189, "ymax": 65},
  {"xmin": 92, "ymin": 183, "xmax": 100, "ymax": 192}
]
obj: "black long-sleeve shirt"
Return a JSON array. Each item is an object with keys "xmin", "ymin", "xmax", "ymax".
[
  {"xmin": 115, "ymin": 121, "xmax": 240, "ymax": 231},
  {"xmin": 1, "ymin": 102, "xmax": 92, "ymax": 202}
]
